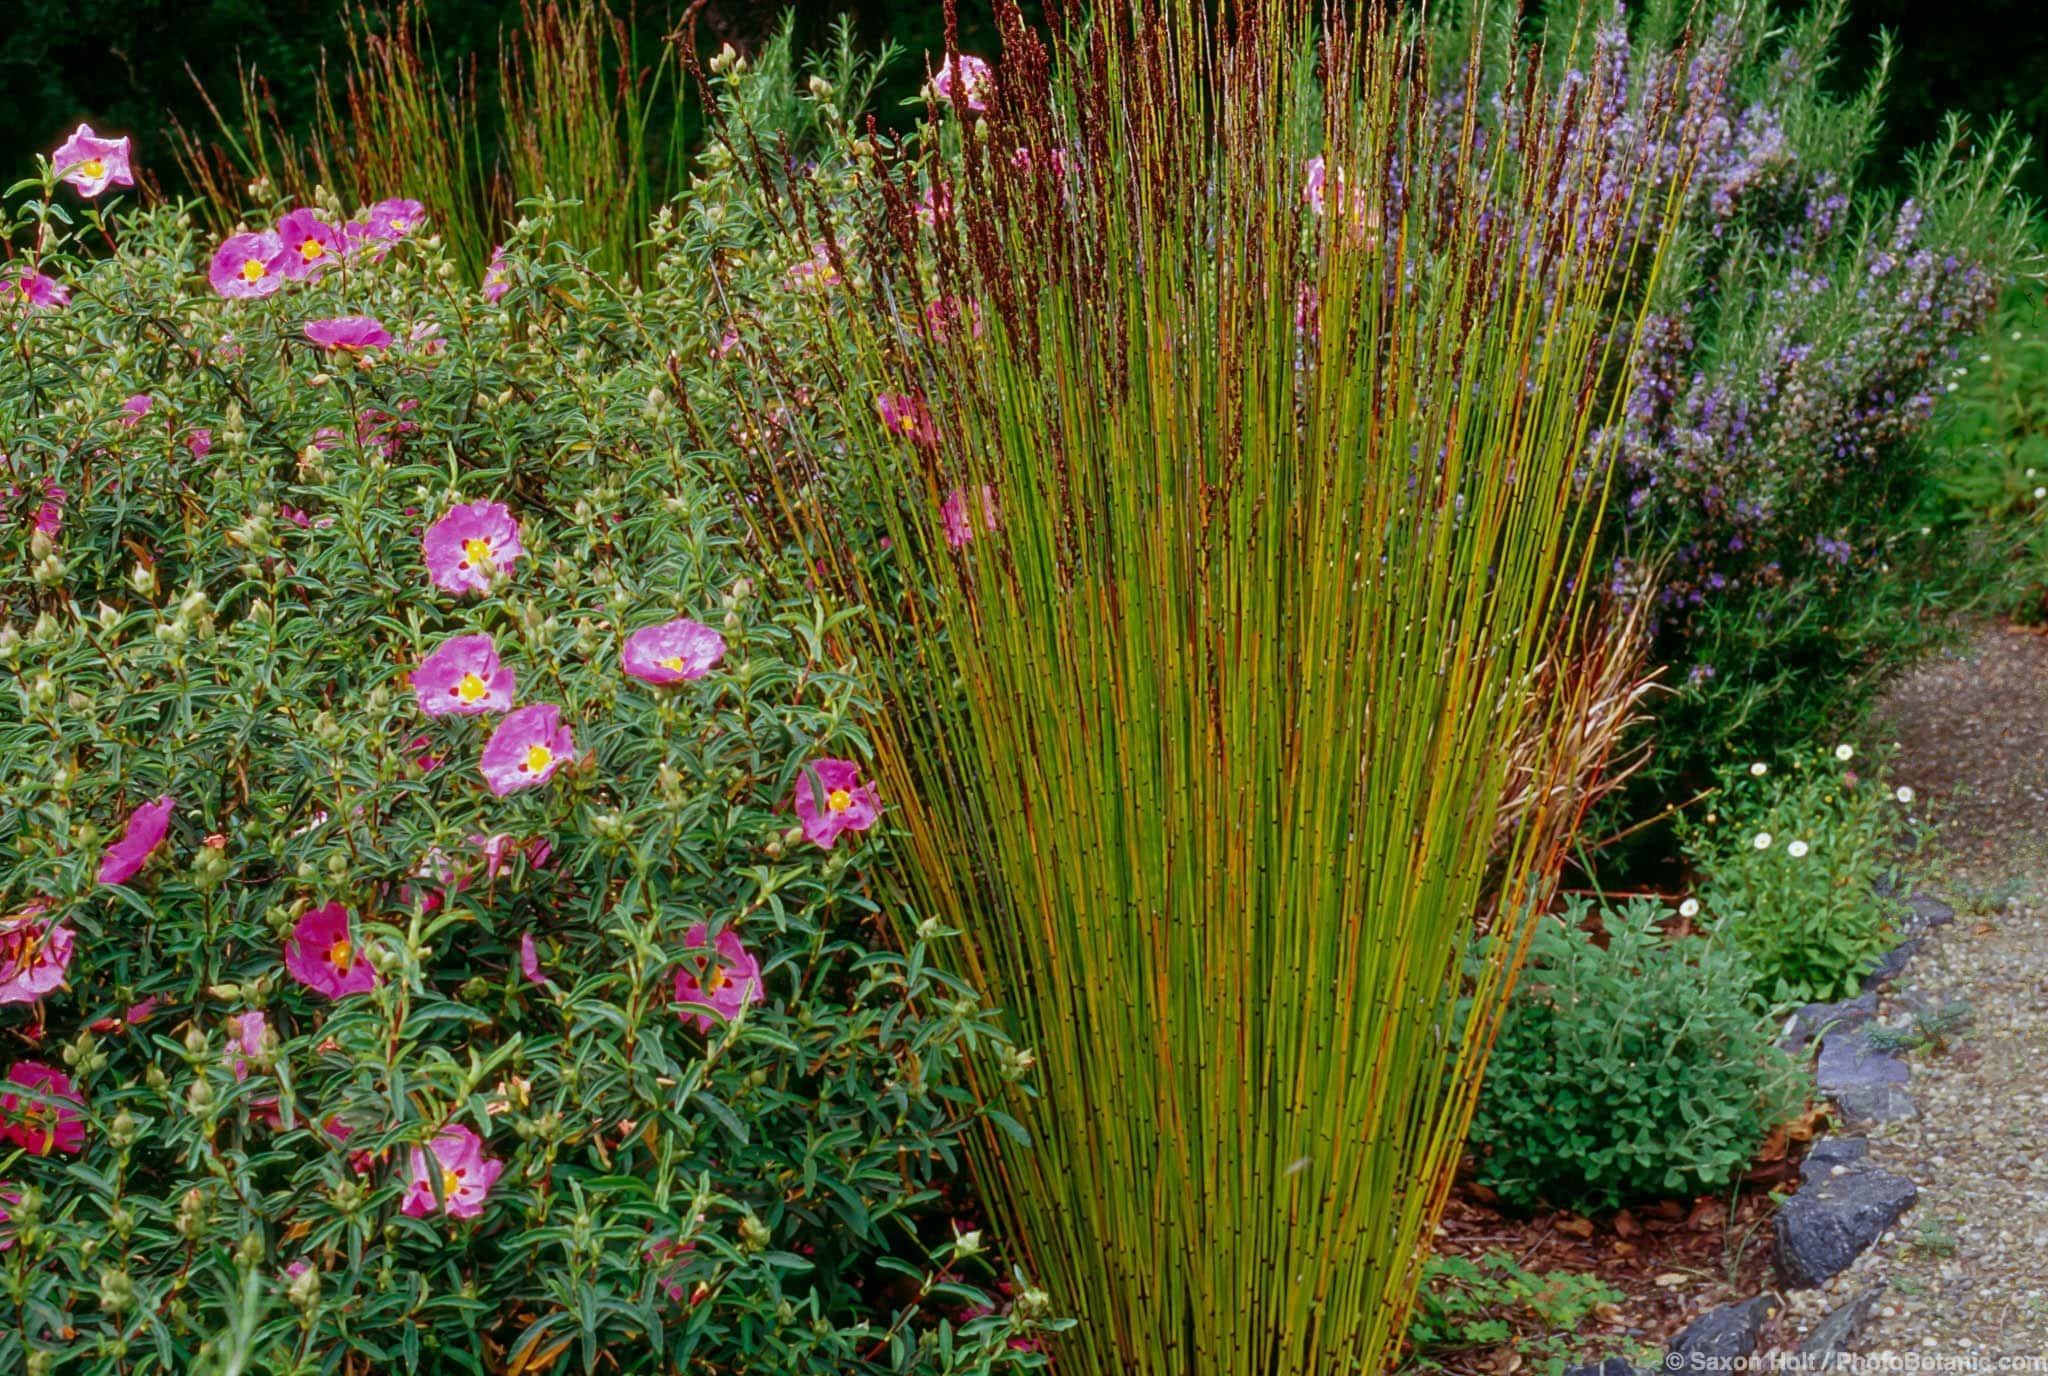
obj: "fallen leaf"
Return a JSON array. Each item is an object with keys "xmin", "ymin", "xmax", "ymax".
[
  {"xmin": 1555, "ymin": 1214, "xmax": 1595, "ymax": 1239},
  {"xmin": 1973, "ymin": 921, "xmax": 1995, "ymax": 935},
  {"xmin": 1613, "ymin": 1208, "xmax": 1642, "ymax": 1238},
  {"xmin": 1655, "ymin": 1272, "xmax": 1689, "ymax": 1288}
]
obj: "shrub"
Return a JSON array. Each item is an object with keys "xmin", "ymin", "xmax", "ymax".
[
  {"xmin": 0, "ymin": 156, "xmax": 1054, "ymax": 1373},
  {"xmin": 1499, "ymin": 0, "xmax": 2034, "ymax": 800},
  {"xmin": 1404, "ymin": 1250, "xmax": 1627, "ymax": 1372},
  {"xmin": 1470, "ymin": 899, "xmax": 1805, "ymax": 1214},
  {"xmin": 1682, "ymin": 743, "xmax": 1925, "ymax": 1007}
]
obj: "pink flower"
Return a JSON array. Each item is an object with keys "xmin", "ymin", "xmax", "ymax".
[
  {"xmin": 0, "ymin": 907, "xmax": 74, "ymax": 1005},
  {"xmin": 519, "ymin": 933, "xmax": 548, "ymax": 986},
  {"xmin": 0, "ymin": 1062, "xmax": 85, "ymax": 1156},
  {"xmin": 481, "ymin": 705, "xmax": 573, "ymax": 796},
  {"xmin": 469, "ymin": 832, "xmax": 553, "ymax": 879},
  {"xmin": 924, "ymin": 295, "xmax": 982, "ymax": 341},
  {"xmin": 930, "ymin": 54, "xmax": 993, "ymax": 111},
  {"xmin": 423, "ymin": 500, "xmax": 524, "ymax": 595},
  {"xmin": 410, "ymin": 633, "xmax": 514, "ymax": 716},
  {"xmin": 875, "ymin": 391, "xmax": 936, "ymax": 445},
  {"xmin": 791, "ymin": 759, "xmax": 879, "ymax": 850},
  {"xmin": 276, "ymin": 208, "xmax": 343, "ymax": 279},
  {"xmin": 620, "ymin": 618, "xmax": 725, "ymax": 685},
  {"xmin": 28, "ymin": 482, "xmax": 65, "ymax": 538},
  {"xmin": 283, "ymin": 901, "xmax": 378, "ymax": 999},
  {"xmin": 5, "ymin": 270, "xmax": 69, "ymax": 311},
  {"xmin": 401, "ymin": 1123, "xmax": 503, "ymax": 1219},
  {"xmin": 482, "ymin": 245, "xmax": 512, "ymax": 303},
  {"xmin": 673, "ymin": 924, "xmax": 762, "ymax": 1033},
  {"xmin": 786, "ymin": 243, "xmax": 841, "ymax": 288},
  {"xmin": 209, "ymin": 232, "xmax": 286, "ymax": 299},
  {"xmin": 915, "ymin": 181, "xmax": 953, "ymax": 226},
  {"xmin": 942, "ymin": 485, "xmax": 998, "ymax": 547},
  {"xmin": 188, "ymin": 429, "xmax": 212, "ymax": 460},
  {"xmin": 97, "ymin": 794, "xmax": 176, "ymax": 885},
  {"xmin": 119, "ymin": 394, "xmax": 152, "ymax": 426},
  {"xmin": 226, "ymin": 1011, "xmax": 267, "ymax": 1081},
  {"xmin": 355, "ymin": 198, "xmax": 426, "ymax": 247},
  {"xmin": 51, "ymin": 124, "xmax": 134, "ymax": 197},
  {"xmin": 303, "ymin": 316, "xmax": 392, "ymax": 351}
]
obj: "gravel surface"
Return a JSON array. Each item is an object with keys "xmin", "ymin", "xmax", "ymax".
[{"xmin": 1781, "ymin": 624, "xmax": 2048, "ymax": 1355}]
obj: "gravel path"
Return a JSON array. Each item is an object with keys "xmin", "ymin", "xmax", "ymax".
[{"xmin": 1789, "ymin": 623, "xmax": 2048, "ymax": 1355}]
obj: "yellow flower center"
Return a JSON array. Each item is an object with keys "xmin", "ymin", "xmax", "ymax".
[
  {"xmin": 658, "ymin": 655, "xmax": 685, "ymax": 673},
  {"xmin": 81, "ymin": 159, "xmax": 105, "ymax": 179},
  {"xmin": 328, "ymin": 939, "xmax": 353, "ymax": 973},
  {"xmin": 462, "ymin": 537, "xmax": 493, "ymax": 568},
  {"xmin": 441, "ymin": 1168, "xmax": 462, "ymax": 1197},
  {"xmin": 523, "ymin": 744, "xmax": 555, "ymax": 775},
  {"xmin": 707, "ymin": 965, "xmax": 728, "ymax": 993},
  {"xmin": 239, "ymin": 258, "xmax": 266, "ymax": 283},
  {"xmin": 299, "ymin": 237, "xmax": 325, "ymax": 262},
  {"xmin": 826, "ymin": 788, "xmax": 852, "ymax": 814},
  {"xmin": 896, "ymin": 414, "xmax": 916, "ymax": 433},
  {"xmin": 390, "ymin": 220, "xmax": 409, "ymax": 235},
  {"xmin": 455, "ymin": 672, "xmax": 488, "ymax": 702}
]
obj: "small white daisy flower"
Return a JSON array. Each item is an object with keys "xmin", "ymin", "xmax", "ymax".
[
  {"xmin": 1834, "ymin": 744, "xmax": 1854, "ymax": 762},
  {"xmin": 2035, "ymin": 487, "xmax": 2046, "ymax": 501},
  {"xmin": 1896, "ymin": 786, "xmax": 1915, "ymax": 804},
  {"xmin": 1753, "ymin": 831, "xmax": 1773, "ymax": 850},
  {"xmin": 1787, "ymin": 840, "xmax": 1810, "ymax": 858},
  {"xmin": 1679, "ymin": 898, "xmax": 1700, "ymax": 918},
  {"xmin": 1749, "ymin": 762, "xmax": 1769, "ymax": 777}
]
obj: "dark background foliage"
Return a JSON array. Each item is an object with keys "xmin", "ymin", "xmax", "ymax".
[{"xmin": 11, "ymin": 1, "xmax": 2035, "ymax": 205}]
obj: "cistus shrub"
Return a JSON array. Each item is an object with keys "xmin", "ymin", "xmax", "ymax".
[
  {"xmin": 1469, "ymin": 898, "xmax": 1804, "ymax": 1214},
  {"xmin": 1681, "ymin": 743, "xmax": 1926, "ymax": 1007},
  {"xmin": 0, "ymin": 150, "xmax": 1055, "ymax": 1373}
]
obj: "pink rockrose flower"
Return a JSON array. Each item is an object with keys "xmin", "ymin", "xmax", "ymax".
[
  {"xmin": 791, "ymin": 759, "xmax": 879, "ymax": 850},
  {"xmin": 519, "ymin": 933, "xmax": 548, "ymax": 986},
  {"xmin": 226, "ymin": 1011, "xmax": 268, "ymax": 1081},
  {"xmin": 673, "ymin": 924, "xmax": 762, "ymax": 1033},
  {"xmin": 5, "ymin": 270, "xmax": 69, "ymax": 311},
  {"xmin": 0, "ymin": 1062, "xmax": 85, "ymax": 1156},
  {"xmin": 914, "ymin": 181, "xmax": 953, "ymax": 226},
  {"xmin": 482, "ymin": 245, "xmax": 512, "ymax": 303},
  {"xmin": 97, "ymin": 794, "xmax": 176, "ymax": 885},
  {"xmin": 29, "ymin": 483, "xmax": 65, "ymax": 538},
  {"xmin": 284, "ymin": 901, "xmax": 378, "ymax": 999},
  {"xmin": 924, "ymin": 295, "xmax": 982, "ymax": 341},
  {"xmin": 620, "ymin": 618, "xmax": 725, "ymax": 685},
  {"xmin": 942, "ymin": 485, "xmax": 998, "ymax": 547},
  {"xmin": 470, "ymin": 832, "xmax": 553, "ymax": 879},
  {"xmin": 209, "ymin": 232, "xmax": 286, "ymax": 299},
  {"xmin": 411, "ymin": 633, "xmax": 514, "ymax": 716},
  {"xmin": 930, "ymin": 54, "xmax": 993, "ymax": 111},
  {"xmin": 119, "ymin": 394, "xmax": 152, "ymax": 426},
  {"xmin": 423, "ymin": 500, "xmax": 524, "ymax": 595},
  {"xmin": 786, "ymin": 243, "xmax": 841, "ymax": 288},
  {"xmin": 357, "ymin": 197, "xmax": 426, "ymax": 247},
  {"xmin": 0, "ymin": 908, "xmax": 74, "ymax": 1005},
  {"xmin": 401, "ymin": 1123, "xmax": 503, "ymax": 1219},
  {"xmin": 480, "ymin": 704, "xmax": 573, "ymax": 796},
  {"xmin": 275, "ymin": 208, "xmax": 343, "ymax": 280},
  {"xmin": 304, "ymin": 315, "xmax": 392, "ymax": 351},
  {"xmin": 188, "ymin": 429, "xmax": 212, "ymax": 460},
  {"xmin": 52, "ymin": 124, "xmax": 134, "ymax": 197},
  {"xmin": 875, "ymin": 391, "xmax": 936, "ymax": 445}
]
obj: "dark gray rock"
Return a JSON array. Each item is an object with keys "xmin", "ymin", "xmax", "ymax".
[
  {"xmin": 1902, "ymin": 892, "xmax": 1955, "ymax": 932},
  {"xmin": 1798, "ymin": 1284, "xmax": 1887, "ymax": 1364},
  {"xmin": 1833, "ymin": 1084, "xmax": 1919, "ymax": 1125},
  {"xmin": 1666, "ymin": 1294, "xmax": 1777, "ymax": 1369},
  {"xmin": 1816, "ymin": 1029, "xmax": 1911, "ymax": 1093},
  {"xmin": 1566, "ymin": 1360, "xmax": 1644, "ymax": 1376},
  {"xmin": 1782, "ymin": 991, "xmax": 1880, "ymax": 1054},
  {"xmin": 1800, "ymin": 1136, "xmax": 1869, "ymax": 1180},
  {"xmin": 1861, "ymin": 936, "xmax": 1925, "ymax": 991},
  {"xmin": 1775, "ymin": 1163, "xmax": 1919, "ymax": 1288}
]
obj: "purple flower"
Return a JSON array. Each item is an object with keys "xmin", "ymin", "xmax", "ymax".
[
  {"xmin": 0, "ymin": 907, "xmax": 74, "ymax": 1005},
  {"xmin": 942, "ymin": 486, "xmax": 998, "ymax": 546},
  {"xmin": 620, "ymin": 618, "xmax": 725, "ymax": 684},
  {"xmin": 275, "ymin": 208, "xmax": 343, "ymax": 280},
  {"xmin": 480, "ymin": 704, "xmax": 573, "ymax": 796},
  {"xmin": 5, "ymin": 270, "xmax": 69, "ymax": 311},
  {"xmin": 929, "ymin": 54, "xmax": 993, "ymax": 111},
  {"xmin": 303, "ymin": 316, "xmax": 392, "ymax": 351},
  {"xmin": 423, "ymin": 500, "xmax": 524, "ymax": 595},
  {"xmin": 51, "ymin": 124, "xmax": 134, "ymax": 197},
  {"xmin": 482, "ymin": 246, "xmax": 512, "ymax": 304},
  {"xmin": 208, "ymin": 232, "xmax": 286, "ymax": 299},
  {"xmin": 410, "ymin": 634, "xmax": 514, "ymax": 716},
  {"xmin": 673, "ymin": 924, "xmax": 762, "ymax": 1033},
  {"xmin": 791, "ymin": 759, "xmax": 879, "ymax": 850},
  {"xmin": 97, "ymin": 795, "xmax": 176, "ymax": 886},
  {"xmin": 284, "ymin": 901, "xmax": 377, "ymax": 999}
]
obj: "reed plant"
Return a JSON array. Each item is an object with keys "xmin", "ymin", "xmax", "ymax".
[{"xmin": 714, "ymin": 2, "xmax": 1694, "ymax": 1372}]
